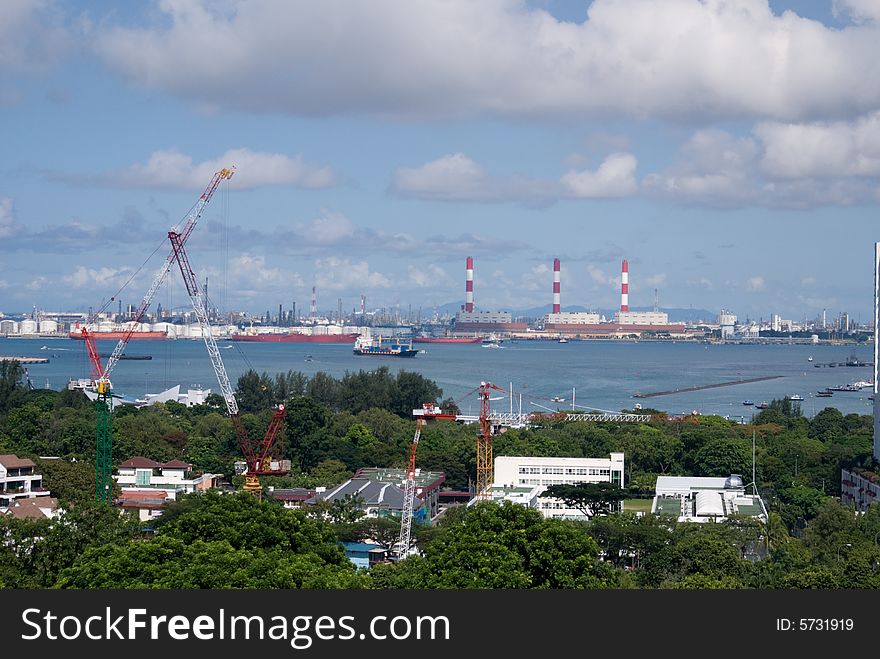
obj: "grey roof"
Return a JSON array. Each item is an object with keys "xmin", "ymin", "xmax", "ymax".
[{"xmin": 311, "ymin": 478, "xmax": 422, "ymax": 511}]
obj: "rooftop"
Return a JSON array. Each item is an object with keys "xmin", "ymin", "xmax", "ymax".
[
  {"xmin": 119, "ymin": 457, "xmax": 163, "ymax": 469},
  {"xmin": 310, "ymin": 478, "xmax": 422, "ymax": 511},
  {"xmin": 354, "ymin": 467, "xmax": 445, "ymax": 491},
  {"xmin": 0, "ymin": 454, "xmax": 36, "ymax": 470}
]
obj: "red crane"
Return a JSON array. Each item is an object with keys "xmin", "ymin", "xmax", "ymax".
[{"xmin": 167, "ymin": 228, "xmax": 286, "ymax": 496}]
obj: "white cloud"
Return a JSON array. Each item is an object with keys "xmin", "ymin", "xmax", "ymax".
[
  {"xmin": 587, "ymin": 265, "xmax": 615, "ymax": 287},
  {"xmin": 315, "ymin": 257, "xmax": 390, "ymax": 291},
  {"xmin": 746, "ymin": 276, "xmax": 765, "ymax": 292},
  {"xmin": 833, "ymin": 0, "xmax": 880, "ymax": 23},
  {"xmin": 230, "ymin": 254, "xmax": 291, "ymax": 286},
  {"xmin": 0, "ymin": 0, "xmax": 71, "ymax": 74},
  {"xmin": 561, "ymin": 153, "xmax": 638, "ymax": 198},
  {"xmin": 756, "ymin": 112, "xmax": 880, "ymax": 179},
  {"xmin": 26, "ymin": 276, "xmax": 51, "ymax": 291},
  {"xmin": 643, "ymin": 124, "xmax": 880, "ymax": 208},
  {"xmin": 294, "ymin": 209, "xmax": 356, "ymax": 245},
  {"xmin": 71, "ymin": 148, "xmax": 336, "ymax": 190},
  {"xmin": 393, "ymin": 151, "xmax": 636, "ymax": 203},
  {"xmin": 0, "ymin": 197, "xmax": 15, "ymax": 238},
  {"xmin": 643, "ymin": 129, "xmax": 760, "ymax": 206},
  {"xmin": 408, "ymin": 264, "xmax": 450, "ymax": 288},
  {"xmin": 62, "ymin": 266, "xmax": 134, "ymax": 289},
  {"xmin": 392, "ymin": 153, "xmax": 492, "ymax": 201},
  {"xmin": 93, "ymin": 0, "xmax": 880, "ymax": 122},
  {"xmin": 801, "ymin": 276, "xmax": 816, "ymax": 286}
]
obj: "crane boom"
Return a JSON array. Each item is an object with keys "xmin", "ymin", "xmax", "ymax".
[
  {"xmin": 101, "ymin": 167, "xmax": 235, "ymax": 381},
  {"xmin": 167, "ymin": 228, "xmax": 287, "ymax": 495}
]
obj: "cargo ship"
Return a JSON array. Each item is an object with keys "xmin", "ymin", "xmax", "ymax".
[
  {"xmin": 412, "ymin": 336, "xmax": 482, "ymax": 344},
  {"xmin": 229, "ymin": 332, "xmax": 359, "ymax": 343},
  {"xmin": 353, "ymin": 335, "xmax": 418, "ymax": 357},
  {"xmin": 70, "ymin": 330, "xmax": 167, "ymax": 341}
]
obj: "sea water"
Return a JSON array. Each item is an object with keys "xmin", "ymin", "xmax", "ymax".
[{"xmin": 2, "ymin": 337, "xmax": 873, "ymax": 419}]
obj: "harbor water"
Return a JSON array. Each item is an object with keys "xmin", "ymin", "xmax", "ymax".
[{"xmin": 2, "ymin": 337, "xmax": 874, "ymax": 420}]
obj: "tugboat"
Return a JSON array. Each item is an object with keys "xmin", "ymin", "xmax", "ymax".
[
  {"xmin": 353, "ymin": 334, "xmax": 418, "ymax": 357},
  {"xmin": 790, "ymin": 394, "xmax": 804, "ymax": 401}
]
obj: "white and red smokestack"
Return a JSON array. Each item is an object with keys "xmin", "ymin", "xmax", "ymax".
[
  {"xmin": 465, "ymin": 256, "xmax": 474, "ymax": 313},
  {"xmin": 552, "ymin": 258, "xmax": 561, "ymax": 314},
  {"xmin": 620, "ymin": 260, "xmax": 629, "ymax": 312},
  {"xmin": 310, "ymin": 285, "xmax": 317, "ymax": 319}
]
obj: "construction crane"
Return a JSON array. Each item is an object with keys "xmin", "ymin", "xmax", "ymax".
[
  {"xmin": 79, "ymin": 167, "xmax": 235, "ymax": 502},
  {"xmin": 396, "ymin": 416, "xmax": 424, "ymax": 558},
  {"xmin": 397, "ymin": 384, "xmax": 678, "ymax": 549},
  {"xmin": 167, "ymin": 226, "xmax": 287, "ymax": 497}
]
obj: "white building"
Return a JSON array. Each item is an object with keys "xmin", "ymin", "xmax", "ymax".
[
  {"xmin": 0, "ymin": 320, "xmax": 17, "ymax": 334},
  {"xmin": 479, "ymin": 484, "xmax": 543, "ymax": 509},
  {"xmin": 718, "ymin": 311, "xmax": 737, "ymax": 338},
  {"xmin": 545, "ymin": 312, "xmax": 602, "ymax": 325},
  {"xmin": 135, "ymin": 385, "xmax": 212, "ymax": 407},
  {"xmin": 652, "ymin": 475, "xmax": 768, "ymax": 523},
  {"xmin": 493, "ymin": 454, "xmax": 625, "ymax": 519},
  {"xmin": 456, "ymin": 311, "xmax": 512, "ymax": 323},
  {"xmin": 113, "ymin": 457, "xmax": 222, "ymax": 521},
  {"xmin": 613, "ymin": 311, "xmax": 669, "ymax": 325},
  {"xmin": 0, "ymin": 454, "xmax": 52, "ymax": 510}
]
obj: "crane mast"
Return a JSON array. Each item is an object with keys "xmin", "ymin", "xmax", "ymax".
[
  {"xmin": 397, "ymin": 417, "xmax": 424, "ymax": 558},
  {"xmin": 476, "ymin": 381, "xmax": 501, "ymax": 500}
]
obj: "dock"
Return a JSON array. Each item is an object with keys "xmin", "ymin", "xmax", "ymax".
[
  {"xmin": 633, "ymin": 375, "xmax": 784, "ymax": 398},
  {"xmin": 0, "ymin": 356, "xmax": 49, "ymax": 364}
]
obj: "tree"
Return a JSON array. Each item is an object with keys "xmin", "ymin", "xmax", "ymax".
[
  {"xmin": 543, "ymin": 482, "xmax": 627, "ymax": 518},
  {"xmin": 235, "ymin": 370, "xmax": 275, "ymax": 413},
  {"xmin": 0, "ymin": 359, "xmax": 25, "ymax": 415},
  {"xmin": 693, "ymin": 437, "xmax": 751, "ymax": 476},
  {"xmin": 34, "ymin": 458, "xmax": 96, "ymax": 504},
  {"xmin": 57, "ymin": 535, "xmax": 369, "ymax": 589},
  {"xmin": 392, "ymin": 502, "xmax": 620, "ymax": 589}
]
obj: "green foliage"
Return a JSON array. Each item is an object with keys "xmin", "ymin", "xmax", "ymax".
[
  {"xmin": 543, "ymin": 482, "xmax": 627, "ymax": 517},
  {"xmin": 377, "ymin": 502, "xmax": 621, "ymax": 589},
  {"xmin": 692, "ymin": 437, "xmax": 751, "ymax": 477},
  {"xmin": 0, "ymin": 359, "xmax": 26, "ymax": 415},
  {"xmin": 57, "ymin": 492, "xmax": 367, "ymax": 589},
  {"xmin": 34, "ymin": 458, "xmax": 95, "ymax": 504}
]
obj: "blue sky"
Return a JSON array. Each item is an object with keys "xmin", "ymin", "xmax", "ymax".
[{"xmin": 2, "ymin": 0, "xmax": 879, "ymax": 322}]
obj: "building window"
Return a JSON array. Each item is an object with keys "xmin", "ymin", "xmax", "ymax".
[{"xmin": 135, "ymin": 469, "xmax": 151, "ymax": 486}]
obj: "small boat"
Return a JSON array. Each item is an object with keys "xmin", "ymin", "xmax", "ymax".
[
  {"xmin": 742, "ymin": 400, "xmax": 754, "ymax": 406},
  {"xmin": 807, "ymin": 356, "xmax": 813, "ymax": 362},
  {"xmin": 558, "ymin": 338, "xmax": 568, "ymax": 344},
  {"xmin": 304, "ymin": 355, "xmax": 313, "ymax": 362},
  {"xmin": 552, "ymin": 396, "xmax": 565, "ymax": 403},
  {"xmin": 755, "ymin": 402, "xmax": 769, "ymax": 410},
  {"xmin": 817, "ymin": 389, "xmax": 833, "ymax": 397},
  {"xmin": 790, "ymin": 394, "xmax": 804, "ymax": 401}
]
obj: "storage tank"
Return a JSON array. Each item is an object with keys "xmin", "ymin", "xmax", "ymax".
[
  {"xmin": 311, "ymin": 325, "xmax": 328, "ymax": 335},
  {"xmin": 38, "ymin": 320, "xmax": 58, "ymax": 334},
  {"xmin": 98, "ymin": 321, "xmax": 113, "ymax": 333},
  {"xmin": 0, "ymin": 320, "xmax": 18, "ymax": 334},
  {"xmin": 19, "ymin": 319, "xmax": 37, "ymax": 334}
]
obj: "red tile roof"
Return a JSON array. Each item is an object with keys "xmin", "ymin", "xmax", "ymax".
[
  {"xmin": 6, "ymin": 497, "xmax": 58, "ymax": 519},
  {"xmin": 0, "ymin": 454, "xmax": 36, "ymax": 469},
  {"xmin": 161, "ymin": 460, "xmax": 192, "ymax": 469},
  {"xmin": 119, "ymin": 457, "xmax": 162, "ymax": 469},
  {"xmin": 118, "ymin": 489, "xmax": 170, "ymax": 501}
]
